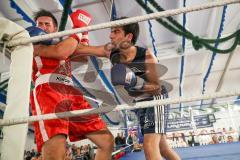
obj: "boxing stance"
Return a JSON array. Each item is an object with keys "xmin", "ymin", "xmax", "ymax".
[
  {"xmin": 28, "ymin": 9, "xmax": 114, "ymax": 160},
  {"xmin": 74, "ymin": 16, "xmax": 181, "ymax": 160}
]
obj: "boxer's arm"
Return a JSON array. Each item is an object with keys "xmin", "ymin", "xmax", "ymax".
[
  {"xmin": 34, "ymin": 37, "xmax": 78, "ymax": 59},
  {"xmin": 142, "ymin": 49, "xmax": 161, "ymax": 94},
  {"xmin": 74, "ymin": 44, "xmax": 110, "ymax": 57}
]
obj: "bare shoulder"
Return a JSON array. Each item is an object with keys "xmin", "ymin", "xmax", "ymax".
[{"xmin": 145, "ymin": 48, "xmax": 158, "ymax": 63}]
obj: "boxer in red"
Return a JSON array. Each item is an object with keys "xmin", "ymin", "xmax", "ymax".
[{"xmin": 28, "ymin": 9, "xmax": 114, "ymax": 160}]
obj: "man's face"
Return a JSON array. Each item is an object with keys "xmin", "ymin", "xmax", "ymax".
[
  {"xmin": 109, "ymin": 27, "xmax": 132, "ymax": 45},
  {"xmin": 36, "ymin": 16, "xmax": 57, "ymax": 33}
]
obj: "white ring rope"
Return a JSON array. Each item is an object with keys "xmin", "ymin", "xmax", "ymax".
[
  {"xmin": 0, "ymin": 90, "xmax": 239, "ymax": 126},
  {"xmin": 112, "ymin": 143, "xmax": 134, "ymax": 156},
  {"xmin": 7, "ymin": 0, "xmax": 240, "ymax": 47}
]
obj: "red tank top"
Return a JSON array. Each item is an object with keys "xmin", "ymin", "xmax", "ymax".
[{"xmin": 32, "ymin": 56, "xmax": 71, "ymax": 83}]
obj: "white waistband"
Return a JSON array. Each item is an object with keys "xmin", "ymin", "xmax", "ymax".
[{"xmin": 35, "ymin": 73, "xmax": 74, "ymax": 88}]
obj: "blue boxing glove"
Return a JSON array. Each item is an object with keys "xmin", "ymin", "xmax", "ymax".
[
  {"xmin": 111, "ymin": 64, "xmax": 145, "ymax": 90},
  {"xmin": 25, "ymin": 26, "xmax": 53, "ymax": 45}
]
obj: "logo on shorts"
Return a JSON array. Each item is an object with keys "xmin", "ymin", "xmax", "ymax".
[
  {"xmin": 56, "ymin": 76, "xmax": 70, "ymax": 83},
  {"xmin": 143, "ymin": 117, "xmax": 154, "ymax": 129}
]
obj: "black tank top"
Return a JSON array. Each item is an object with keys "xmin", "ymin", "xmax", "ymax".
[{"xmin": 110, "ymin": 46, "xmax": 147, "ymax": 96}]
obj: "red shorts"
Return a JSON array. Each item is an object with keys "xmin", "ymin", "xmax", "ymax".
[{"xmin": 30, "ymin": 83, "xmax": 106, "ymax": 151}]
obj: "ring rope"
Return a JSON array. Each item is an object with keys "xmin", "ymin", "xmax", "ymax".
[
  {"xmin": 112, "ymin": 143, "xmax": 134, "ymax": 156},
  {"xmin": 7, "ymin": 0, "xmax": 240, "ymax": 47},
  {"xmin": 0, "ymin": 90, "xmax": 239, "ymax": 126}
]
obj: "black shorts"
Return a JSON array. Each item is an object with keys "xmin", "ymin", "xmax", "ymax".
[{"xmin": 134, "ymin": 94, "xmax": 169, "ymax": 135}]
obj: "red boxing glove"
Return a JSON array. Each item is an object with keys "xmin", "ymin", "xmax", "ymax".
[
  {"xmin": 70, "ymin": 9, "xmax": 92, "ymax": 28},
  {"xmin": 70, "ymin": 10, "xmax": 92, "ymax": 43}
]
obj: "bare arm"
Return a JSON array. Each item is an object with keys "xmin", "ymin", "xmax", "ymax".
[
  {"xmin": 33, "ymin": 37, "xmax": 78, "ymax": 60},
  {"xmin": 73, "ymin": 43, "xmax": 110, "ymax": 58},
  {"xmin": 142, "ymin": 49, "xmax": 161, "ymax": 95}
]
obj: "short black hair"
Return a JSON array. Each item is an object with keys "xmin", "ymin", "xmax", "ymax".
[
  {"xmin": 34, "ymin": 9, "xmax": 58, "ymax": 27},
  {"xmin": 113, "ymin": 17, "xmax": 139, "ymax": 45}
]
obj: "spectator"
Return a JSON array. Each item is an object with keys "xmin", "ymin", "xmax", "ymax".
[
  {"xmin": 239, "ymin": 126, "xmax": 240, "ymax": 141},
  {"xmin": 88, "ymin": 144, "xmax": 94, "ymax": 160},
  {"xmin": 132, "ymin": 132, "xmax": 139, "ymax": 145},
  {"xmin": 180, "ymin": 132, "xmax": 186, "ymax": 143},
  {"xmin": 126, "ymin": 133, "xmax": 134, "ymax": 152},
  {"xmin": 218, "ymin": 135, "xmax": 225, "ymax": 143},
  {"xmin": 209, "ymin": 134, "xmax": 219, "ymax": 144},
  {"xmin": 120, "ymin": 132, "xmax": 126, "ymax": 147},
  {"xmin": 73, "ymin": 147, "xmax": 84, "ymax": 160},
  {"xmin": 72, "ymin": 144, "xmax": 78, "ymax": 157},
  {"xmin": 187, "ymin": 131, "xmax": 195, "ymax": 147},
  {"xmin": 83, "ymin": 145, "xmax": 90, "ymax": 159},
  {"xmin": 172, "ymin": 132, "xmax": 179, "ymax": 142},
  {"xmin": 126, "ymin": 133, "xmax": 133, "ymax": 146},
  {"xmin": 30, "ymin": 149, "xmax": 36, "ymax": 158},
  {"xmin": 25, "ymin": 151, "xmax": 32, "ymax": 160},
  {"xmin": 227, "ymin": 135, "xmax": 234, "ymax": 143},
  {"xmin": 65, "ymin": 145, "xmax": 72, "ymax": 160},
  {"xmin": 115, "ymin": 133, "xmax": 122, "ymax": 150}
]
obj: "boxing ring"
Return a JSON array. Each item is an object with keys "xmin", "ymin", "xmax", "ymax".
[
  {"xmin": 1, "ymin": 0, "xmax": 240, "ymax": 159},
  {"xmin": 120, "ymin": 142, "xmax": 240, "ymax": 160}
]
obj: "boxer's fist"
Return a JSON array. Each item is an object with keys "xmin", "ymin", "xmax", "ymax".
[
  {"xmin": 70, "ymin": 9, "xmax": 92, "ymax": 28},
  {"xmin": 111, "ymin": 64, "xmax": 144, "ymax": 90},
  {"xmin": 70, "ymin": 10, "xmax": 92, "ymax": 43},
  {"xmin": 26, "ymin": 26, "xmax": 52, "ymax": 45}
]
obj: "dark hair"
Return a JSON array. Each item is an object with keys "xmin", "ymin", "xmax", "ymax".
[
  {"xmin": 113, "ymin": 17, "xmax": 139, "ymax": 45},
  {"xmin": 34, "ymin": 9, "xmax": 58, "ymax": 27}
]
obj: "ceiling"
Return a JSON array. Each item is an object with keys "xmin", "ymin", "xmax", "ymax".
[{"xmin": 0, "ymin": 0, "xmax": 240, "ymax": 117}]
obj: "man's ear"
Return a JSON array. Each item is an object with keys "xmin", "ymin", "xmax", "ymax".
[
  {"xmin": 126, "ymin": 33, "xmax": 133, "ymax": 41},
  {"xmin": 54, "ymin": 25, "xmax": 58, "ymax": 32}
]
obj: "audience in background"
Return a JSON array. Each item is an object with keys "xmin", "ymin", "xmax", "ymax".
[
  {"xmin": 167, "ymin": 127, "xmax": 239, "ymax": 148},
  {"xmin": 23, "ymin": 126, "xmax": 240, "ymax": 159}
]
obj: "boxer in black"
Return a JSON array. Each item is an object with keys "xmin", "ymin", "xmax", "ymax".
[{"xmin": 74, "ymin": 17, "xmax": 180, "ymax": 160}]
